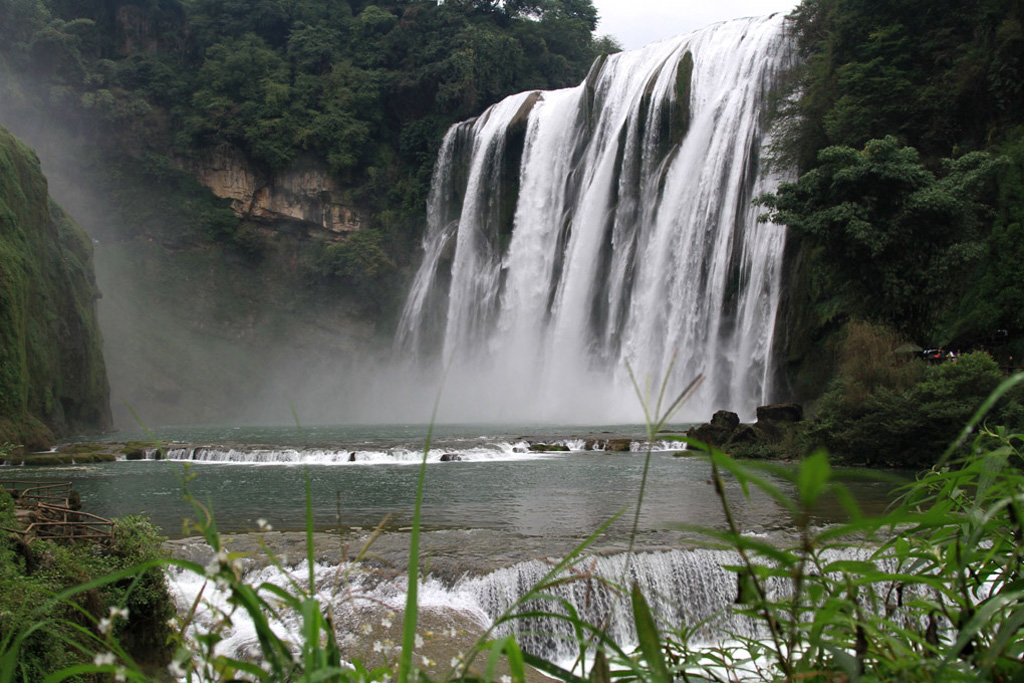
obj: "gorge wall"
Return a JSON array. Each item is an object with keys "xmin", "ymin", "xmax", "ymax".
[{"xmin": 0, "ymin": 125, "xmax": 111, "ymax": 448}]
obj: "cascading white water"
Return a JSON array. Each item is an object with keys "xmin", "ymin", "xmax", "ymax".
[
  {"xmin": 170, "ymin": 546, "xmax": 887, "ymax": 669},
  {"xmin": 397, "ymin": 14, "xmax": 796, "ymax": 423}
]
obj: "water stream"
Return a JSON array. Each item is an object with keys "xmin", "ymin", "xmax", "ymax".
[{"xmin": 397, "ymin": 14, "xmax": 797, "ymax": 424}]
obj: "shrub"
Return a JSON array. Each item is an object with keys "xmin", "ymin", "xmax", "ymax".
[
  {"xmin": 810, "ymin": 321, "xmax": 1023, "ymax": 467},
  {"xmin": 0, "ymin": 497, "xmax": 175, "ymax": 679}
]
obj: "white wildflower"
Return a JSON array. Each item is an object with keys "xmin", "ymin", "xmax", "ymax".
[
  {"xmin": 414, "ymin": 633, "xmax": 424, "ymax": 648},
  {"xmin": 215, "ymin": 576, "xmax": 230, "ymax": 592},
  {"xmin": 168, "ymin": 659, "xmax": 187, "ymax": 677},
  {"xmin": 500, "ymin": 675, "xmax": 512, "ymax": 683},
  {"xmin": 373, "ymin": 641, "xmax": 384, "ymax": 653},
  {"xmin": 257, "ymin": 518, "xmax": 272, "ymax": 531},
  {"xmin": 110, "ymin": 606, "xmax": 129, "ymax": 620},
  {"xmin": 93, "ymin": 652, "xmax": 116, "ymax": 667},
  {"xmin": 421, "ymin": 656, "xmax": 433, "ymax": 667},
  {"xmin": 97, "ymin": 617, "xmax": 113, "ymax": 635},
  {"xmin": 447, "ymin": 626, "xmax": 457, "ymax": 638},
  {"xmin": 115, "ymin": 667, "xmax": 127, "ymax": 682},
  {"xmin": 361, "ymin": 623, "xmax": 374, "ymax": 635},
  {"xmin": 204, "ymin": 560, "xmax": 219, "ymax": 578},
  {"xmin": 380, "ymin": 616, "xmax": 392, "ymax": 629},
  {"xmin": 450, "ymin": 657, "xmax": 461, "ymax": 669}
]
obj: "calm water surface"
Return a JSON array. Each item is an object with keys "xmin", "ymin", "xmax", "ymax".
[{"xmin": 2, "ymin": 424, "xmax": 906, "ymax": 546}]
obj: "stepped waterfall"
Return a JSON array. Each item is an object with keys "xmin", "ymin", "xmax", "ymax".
[{"xmin": 397, "ymin": 15, "xmax": 797, "ymax": 422}]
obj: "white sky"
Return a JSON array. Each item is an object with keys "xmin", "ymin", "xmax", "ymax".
[{"xmin": 592, "ymin": 1, "xmax": 801, "ymax": 50}]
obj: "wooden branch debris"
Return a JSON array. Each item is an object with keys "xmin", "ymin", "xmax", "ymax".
[{"xmin": 1, "ymin": 481, "xmax": 113, "ymax": 543}]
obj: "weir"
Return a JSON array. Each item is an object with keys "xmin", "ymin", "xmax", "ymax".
[{"xmin": 397, "ymin": 15, "xmax": 797, "ymax": 423}]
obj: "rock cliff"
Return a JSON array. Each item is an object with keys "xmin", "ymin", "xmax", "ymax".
[
  {"xmin": 185, "ymin": 147, "xmax": 365, "ymax": 238},
  {"xmin": 0, "ymin": 126, "xmax": 112, "ymax": 449}
]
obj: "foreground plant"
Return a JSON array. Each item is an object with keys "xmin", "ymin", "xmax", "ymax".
[{"xmin": 656, "ymin": 374, "xmax": 1024, "ymax": 682}]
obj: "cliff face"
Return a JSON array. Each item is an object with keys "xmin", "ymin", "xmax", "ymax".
[
  {"xmin": 0, "ymin": 126, "xmax": 112, "ymax": 448},
  {"xmin": 185, "ymin": 147, "xmax": 366, "ymax": 238}
]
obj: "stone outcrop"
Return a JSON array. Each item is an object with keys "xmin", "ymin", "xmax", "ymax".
[
  {"xmin": 685, "ymin": 410, "xmax": 740, "ymax": 447},
  {"xmin": 685, "ymin": 404, "xmax": 803, "ymax": 455},
  {"xmin": 185, "ymin": 146, "xmax": 365, "ymax": 238}
]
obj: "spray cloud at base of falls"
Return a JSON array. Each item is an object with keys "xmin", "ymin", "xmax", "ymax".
[{"xmin": 396, "ymin": 14, "xmax": 797, "ymax": 424}]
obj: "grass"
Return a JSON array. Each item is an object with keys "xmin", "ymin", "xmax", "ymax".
[{"xmin": 2, "ymin": 374, "xmax": 1024, "ymax": 681}]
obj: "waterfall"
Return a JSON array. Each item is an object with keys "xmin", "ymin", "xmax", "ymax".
[{"xmin": 397, "ymin": 15, "xmax": 797, "ymax": 423}]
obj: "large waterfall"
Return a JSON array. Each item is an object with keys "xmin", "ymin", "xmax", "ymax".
[{"xmin": 397, "ymin": 15, "xmax": 796, "ymax": 423}]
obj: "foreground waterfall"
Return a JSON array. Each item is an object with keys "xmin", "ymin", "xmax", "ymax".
[{"xmin": 397, "ymin": 15, "xmax": 796, "ymax": 422}]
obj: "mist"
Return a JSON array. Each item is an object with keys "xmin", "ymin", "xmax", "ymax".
[{"xmin": 0, "ymin": 68, "xmax": 436, "ymax": 430}]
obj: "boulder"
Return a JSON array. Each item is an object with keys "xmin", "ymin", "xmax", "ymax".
[
  {"xmin": 710, "ymin": 410, "xmax": 740, "ymax": 431},
  {"xmin": 124, "ymin": 449, "xmax": 145, "ymax": 461},
  {"xmin": 755, "ymin": 403, "xmax": 803, "ymax": 423},
  {"xmin": 604, "ymin": 438, "xmax": 632, "ymax": 452},
  {"xmin": 439, "ymin": 453, "xmax": 464, "ymax": 462}
]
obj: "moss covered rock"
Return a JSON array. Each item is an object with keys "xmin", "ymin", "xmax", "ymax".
[{"xmin": 0, "ymin": 126, "xmax": 111, "ymax": 448}]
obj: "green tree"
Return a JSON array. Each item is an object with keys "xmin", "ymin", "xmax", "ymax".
[{"xmin": 760, "ymin": 136, "xmax": 1004, "ymax": 338}]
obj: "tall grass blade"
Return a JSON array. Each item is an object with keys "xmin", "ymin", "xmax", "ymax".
[
  {"xmin": 398, "ymin": 362, "xmax": 450, "ymax": 683},
  {"xmin": 631, "ymin": 583, "xmax": 671, "ymax": 683}
]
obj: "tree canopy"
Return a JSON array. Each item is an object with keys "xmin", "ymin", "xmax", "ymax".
[
  {"xmin": 761, "ymin": 137, "xmax": 1004, "ymax": 339},
  {"xmin": 771, "ymin": 0, "xmax": 1024, "ymax": 362}
]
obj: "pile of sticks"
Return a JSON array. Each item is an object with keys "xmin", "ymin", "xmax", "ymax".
[{"xmin": 1, "ymin": 481, "xmax": 113, "ymax": 543}]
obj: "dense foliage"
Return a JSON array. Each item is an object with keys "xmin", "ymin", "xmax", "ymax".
[
  {"xmin": 765, "ymin": 0, "xmax": 1024, "ymax": 408},
  {"xmin": 760, "ymin": 137, "xmax": 1004, "ymax": 338},
  {"xmin": 787, "ymin": 0, "xmax": 1024, "ymax": 164}
]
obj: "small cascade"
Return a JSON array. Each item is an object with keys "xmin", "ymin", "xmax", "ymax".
[
  {"xmin": 397, "ymin": 15, "xmax": 797, "ymax": 423},
  {"xmin": 134, "ymin": 439, "xmax": 678, "ymax": 464},
  {"xmin": 456, "ymin": 549, "xmax": 774, "ymax": 661}
]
